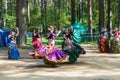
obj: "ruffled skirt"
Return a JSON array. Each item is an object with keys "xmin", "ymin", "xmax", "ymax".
[
  {"xmin": 42, "ymin": 47, "xmax": 67, "ymax": 65},
  {"xmin": 8, "ymin": 43, "xmax": 21, "ymax": 59},
  {"xmin": 63, "ymin": 42, "xmax": 86, "ymax": 62},
  {"xmin": 29, "ymin": 47, "xmax": 46, "ymax": 59},
  {"xmin": 98, "ymin": 38, "xmax": 110, "ymax": 53},
  {"xmin": 110, "ymin": 40, "xmax": 120, "ymax": 53}
]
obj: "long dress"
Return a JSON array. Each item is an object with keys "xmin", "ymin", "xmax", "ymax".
[
  {"xmin": 98, "ymin": 31, "xmax": 110, "ymax": 53},
  {"xmin": 29, "ymin": 36, "xmax": 44, "ymax": 59},
  {"xmin": 62, "ymin": 31, "xmax": 86, "ymax": 62},
  {"xmin": 43, "ymin": 46, "xmax": 67, "ymax": 65},
  {"xmin": 110, "ymin": 36, "xmax": 120, "ymax": 53},
  {"xmin": 42, "ymin": 31, "xmax": 67, "ymax": 66},
  {"xmin": 8, "ymin": 36, "xmax": 21, "ymax": 59},
  {"xmin": 98, "ymin": 37, "xmax": 108, "ymax": 53},
  {"xmin": 63, "ymin": 41, "xmax": 85, "ymax": 63}
]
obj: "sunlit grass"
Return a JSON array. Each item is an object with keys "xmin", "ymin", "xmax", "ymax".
[
  {"xmin": 27, "ymin": 37, "xmax": 97, "ymax": 46},
  {"xmin": 0, "ymin": 37, "xmax": 97, "ymax": 50},
  {"xmin": 27, "ymin": 37, "xmax": 64, "ymax": 46},
  {"xmin": 81, "ymin": 41, "xmax": 97, "ymax": 46}
]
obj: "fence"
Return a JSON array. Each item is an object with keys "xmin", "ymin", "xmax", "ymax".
[{"xmin": 27, "ymin": 32, "xmax": 99, "ymax": 43}]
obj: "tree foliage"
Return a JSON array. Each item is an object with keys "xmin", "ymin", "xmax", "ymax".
[{"xmin": 0, "ymin": 0, "xmax": 119, "ymax": 33}]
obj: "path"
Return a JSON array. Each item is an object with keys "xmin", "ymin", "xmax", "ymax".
[{"xmin": 0, "ymin": 44, "xmax": 120, "ymax": 80}]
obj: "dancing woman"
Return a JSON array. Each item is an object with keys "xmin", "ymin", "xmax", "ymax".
[
  {"xmin": 62, "ymin": 29, "xmax": 72, "ymax": 50},
  {"xmin": 8, "ymin": 27, "xmax": 21, "ymax": 59},
  {"xmin": 63, "ymin": 32, "xmax": 86, "ymax": 63},
  {"xmin": 98, "ymin": 28, "xmax": 110, "ymax": 53},
  {"xmin": 42, "ymin": 26, "xmax": 67, "ymax": 66},
  {"xmin": 32, "ymin": 30, "xmax": 42, "ymax": 50},
  {"xmin": 110, "ymin": 27, "xmax": 120, "ymax": 52},
  {"xmin": 29, "ymin": 29, "xmax": 43, "ymax": 59}
]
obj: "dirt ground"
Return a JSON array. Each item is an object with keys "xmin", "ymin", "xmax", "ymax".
[{"xmin": 0, "ymin": 44, "xmax": 120, "ymax": 80}]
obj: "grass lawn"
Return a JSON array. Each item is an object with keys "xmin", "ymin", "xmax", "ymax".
[
  {"xmin": 27, "ymin": 37, "xmax": 97, "ymax": 46},
  {"xmin": 27, "ymin": 37, "xmax": 64, "ymax": 46},
  {"xmin": 81, "ymin": 41, "xmax": 97, "ymax": 46},
  {"xmin": 0, "ymin": 37, "xmax": 97, "ymax": 50}
]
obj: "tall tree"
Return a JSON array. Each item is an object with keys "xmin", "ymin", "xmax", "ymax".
[
  {"xmin": 41, "ymin": 0, "xmax": 47, "ymax": 33},
  {"xmin": 53, "ymin": 0, "xmax": 61, "ymax": 29},
  {"xmin": 57, "ymin": 0, "xmax": 61, "ymax": 29},
  {"xmin": 3, "ymin": 0, "xmax": 7, "ymax": 27},
  {"xmin": 16, "ymin": 0, "xmax": 26, "ymax": 46},
  {"xmin": 118, "ymin": 0, "xmax": 120, "ymax": 30},
  {"xmin": 78, "ymin": 0, "xmax": 83, "ymax": 23},
  {"xmin": 99, "ymin": 0, "xmax": 105, "ymax": 32},
  {"xmin": 27, "ymin": 0, "xmax": 30, "ymax": 31},
  {"xmin": 34, "ymin": 0, "xmax": 37, "ymax": 4},
  {"xmin": 0, "ymin": 0, "xmax": 3, "ymax": 27},
  {"xmin": 10, "ymin": 0, "xmax": 13, "ymax": 16},
  {"xmin": 71, "ymin": 0, "xmax": 76, "ymax": 24},
  {"xmin": 44, "ymin": 0, "xmax": 47, "ymax": 31},
  {"xmin": 107, "ymin": 0, "xmax": 112, "ymax": 32},
  {"xmin": 53, "ymin": 0, "xmax": 57, "ymax": 26},
  {"xmin": 87, "ymin": 0, "xmax": 92, "ymax": 40}
]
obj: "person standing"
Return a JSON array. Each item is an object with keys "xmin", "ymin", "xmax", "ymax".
[
  {"xmin": 8, "ymin": 27, "xmax": 21, "ymax": 59},
  {"xmin": 98, "ymin": 28, "xmax": 110, "ymax": 53}
]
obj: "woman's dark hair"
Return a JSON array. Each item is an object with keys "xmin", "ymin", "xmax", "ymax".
[
  {"xmin": 65, "ymin": 33, "xmax": 72, "ymax": 40},
  {"xmin": 48, "ymin": 34, "xmax": 54, "ymax": 39}
]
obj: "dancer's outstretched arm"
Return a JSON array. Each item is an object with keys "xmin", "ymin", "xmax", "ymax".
[
  {"xmin": 56, "ymin": 30, "xmax": 61, "ymax": 36},
  {"xmin": 16, "ymin": 27, "xmax": 19, "ymax": 36}
]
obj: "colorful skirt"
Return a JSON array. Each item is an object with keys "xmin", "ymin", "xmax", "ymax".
[
  {"xmin": 72, "ymin": 42, "xmax": 86, "ymax": 54},
  {"xmin": 98, "ymin": 38, "xmax": 110, "ymax": 53},
  {"xmin": 29, "ymin": 47, "xmax": 46, "ymax": 59},
  {"xmin": 63, "ymin": 42, "xmax": 86, "ymax": 63},
  {"xmin": 8, "ymin": 42, "xmax": 21, "ymax": 59},
  {"xmin": 110, "ymin": 40, "xmax": 120, "ymax": 53},
  {"xmin": 43, "ymin": 47, "xmax": 67, "ymax": 65}
]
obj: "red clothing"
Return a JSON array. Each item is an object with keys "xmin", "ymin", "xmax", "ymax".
[
  {"xmin": 32, "ymin": 37, "xmax": 42, "ymax": 50},
  {"xmin": 99, "ymin": 37, "xmax": 109, "ymax": 53},
  {"xmin": 115, "ymin": 31, "xmax": 120, "ymax": 36}
]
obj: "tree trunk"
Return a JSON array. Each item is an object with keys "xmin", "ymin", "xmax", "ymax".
[
  {"xmin": 41, "ymin": 0, "xmax": 44, "ymax": 33},
  {"xmin": 53, "ymin": 0, "xmax": 60, "ymax": 29},
  {"xmin": 107, "ymin": 0, "xmax": 112, "ymax": 33},
  {"xmin": 44, "ymin": 0, "xmax": 47, "ymax": 31},
  {"xmin": 3, "ymin": 0, "xmax": 7, "ymax": 27},
  {"xmin": 16, "ymin": 0, "xmax": 26, "ymax": 46},
  {"xmin": 76, "ymin": 0, "xmax": 82, "ymax": 23},
  {"xmin": 0, "ymin": 0, "xmax": 3, "ymax": 27},
  {"xmin": 71, "ymin": 0, "xmax": 76, "ymax": 24},
  {"xmin": 53, "ymin": 0, "xmax": 57, "ymax": 26},
  {"xmin": 99, "ymin": 0, "xmax": 105, "ymax": 32},
  {"xmin": 41, "ymin": 0, "xmax": 47, "ymax": 33},
  {"xmin": 118, "ymin": 0, "xmax": 120, "ymax": 30},
  {"xmin": 27, "ymin": 0, "xmax": 30, "ymax": 31},
  {"xmin": 34, "ymin": 0, "xmax": 37, "ymax": 4},
  {"xmin": 78, "ymin": 0, "xmax": 82, "ymax": 23},
  {"xmin": 10, "ymin": 0, "xmax": 12, "ymax": 16},
  {"xmin": 76, "ymin": 1, "xmax": 79, "ymax": 22},
  {"xmin": 57, "ymin": 0, "xmax": 61, "ymax": 29},
  {"xmin": 88, "ymin": 0, "xmax": 92, "ymax": 41}
]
